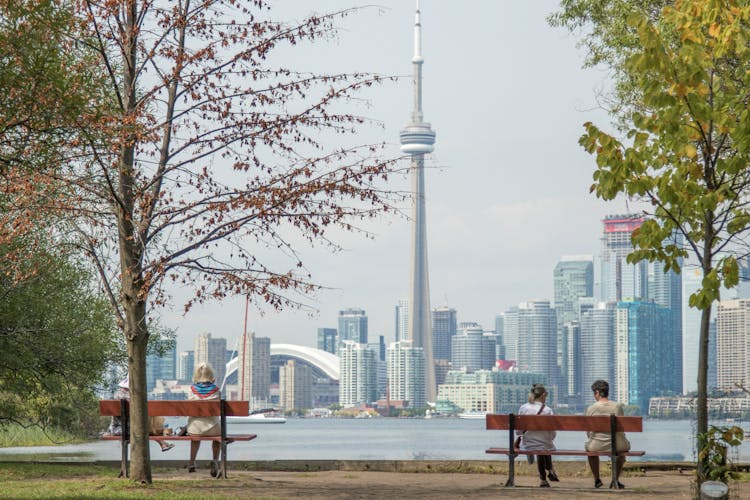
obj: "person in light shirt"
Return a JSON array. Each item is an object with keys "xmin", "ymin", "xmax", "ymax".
[
  {"xmin": 517, "ymin": 383, "xmax": 559, "ymax": 488},
  {"xmin": 585, "ymin": 379, "xmax": 631, "ymax": 489}
]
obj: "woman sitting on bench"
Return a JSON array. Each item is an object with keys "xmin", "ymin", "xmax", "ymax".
[
  {"xmin": 187, "ymin": 362, "xmax": 222, "ymax": 476},
  {"xmin": 517, "ymin": 383, "xmax": 558, "ymax": 488}
]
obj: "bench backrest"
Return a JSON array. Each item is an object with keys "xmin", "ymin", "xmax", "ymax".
[
  {"xmin": 99, "ymin": 399, "xmax": 249, "ymax": 417},
  {"xmin": 486, "ymin": 414, "xmax": 642, "ymax": 433}
]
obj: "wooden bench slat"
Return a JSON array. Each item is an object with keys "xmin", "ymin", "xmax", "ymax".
[
  {"xmin": 100, "ymin": 434, "xmax": 257, "ymax": 442},
  {"xmin": 485, "ymin": 414, "xmax": 642, "ymax": 432},
  {"xmin": 99, "ymin": 399, "xmax": 249, "ymax": 417}
]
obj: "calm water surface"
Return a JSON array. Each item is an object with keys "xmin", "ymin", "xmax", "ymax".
[{"xmin": 1, "ymin": 418, "xmax": 748, "ymax": 462}]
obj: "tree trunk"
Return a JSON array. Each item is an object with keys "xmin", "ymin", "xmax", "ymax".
[
  {"xmin": 696, "ymin": 304, "xmax": 710, "ymax": 482},
  {"xmin": 125, "ymin": 305, "xmax": 151, "ymax": 483}
]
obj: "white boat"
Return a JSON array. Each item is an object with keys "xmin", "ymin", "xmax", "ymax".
[
  {"xmin": 457, "ymin": 412, "xmax": 488, "ymax": 420},
  {"xmin": 227, "ymin": 408, "xmax": 286, "ymax": 424},
  {"xmin": 227, "ymin": 412, "xmax": 287, "ymax": 424}
]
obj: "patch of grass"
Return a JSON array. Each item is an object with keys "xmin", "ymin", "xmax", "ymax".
[{"xmin": 0, "ymin": 424, "xmax": 83, "ymax": 447}]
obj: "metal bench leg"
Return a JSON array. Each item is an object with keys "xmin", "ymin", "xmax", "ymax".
[{"xmin": 505, "ymin": 414, "xmax": 516, "ymax": 487}]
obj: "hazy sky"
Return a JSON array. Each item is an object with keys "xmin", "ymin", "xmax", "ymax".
[{"xmin": 166, "ymin": 1, "xmax": 626, "ymax": 354}]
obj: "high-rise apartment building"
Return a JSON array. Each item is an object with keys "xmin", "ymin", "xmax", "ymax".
[
  {"xmin": 238, "ymin": 331, "xmax": 271, "ymax": 405},
  {"xmin": 500, "ymin": 307, "xmax": 519, "ymax": 362},
  {"xmin": 338, "ymin": 308, "xmax": 368, "ymax": 346},
  {"xmin": 279, "ymin": 360, "xmax": 312, "ymax": 412},
  {"xmin": 615, "ymin": 300, "xmax": 672, "ymax": 411},
  {"xmin": 195, "ymin": 333, "xmax": 227, "ymax": 387},
  {"xmin": 432, "ymin": 306, "xmax": 457, "ymax": 362},
  {"xmin": 554, "ymin": 256, "xmax": 594, "ymax": 327},
  {"xmin": 580, "ymin": 302, "xmax": 616, "ymax": 398},
  {"xmin": 648, "ymin": 251, "xmax": 683, "ymax": 395},
  {"xmin": 494, "ymin": 314, "xmax": 506, "ymax": 360},
  {"xmin": 517, "ymin": 300, "xmax": 559, "ymax": 394},
  {"xmin": 317, "ymin": 328, "xmax": 337, "ymax": 355},
  {"xmin": 395, "ymin": 299, "xmax": 409, "ymax": 343},
  {"xmin": 450, "ymin": 323, "xmax": 496, "ymax": 373},
  {"xmin": 387, "ymin": 340, "xmax": 426, "ymax": 408},
  {"xmin": 338, "ymin": 341, "xmax": 378, "ymax": 407},
  {"xmin": 716, "ymin": 299, "xmax": 750, "ymax": 391},
  {"xmin": 600, "ymin": 214, "xmax": 648, "ymax": 302},
  {"xmin": 176, "ymin": 350, "xmax": 194, "ymax": 383},
  {"xmin": 561, "ymin": 321, "xmax": 582, "ymax": 401}
]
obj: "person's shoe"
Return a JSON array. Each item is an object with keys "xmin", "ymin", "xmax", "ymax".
[
  {"xmin": 526, "ymin": 454, "xmax": 535, "ymax": 465},
  {"xmin": 616, "ymin": 481, "xmax": 625, "ymax": 489},
  {"xmin": 594, "ymin": 478, "xmax": 603, "ymax": 488},
  {"xmin": 540, "ymin": 480, "xmax": 550, "ymax": 488},
  {"xmin": 161, "ymin": 443, "xmax": 175, "ymax": 452},
  {"xmin": 188, "ymin": 463, "xmax": 196, "ymax": 473},
  {"xmin": 210, "ymin": 460, "xmax": 218, "ymax": 478},
  {"xmin": 547, "ymin": 471, "xmax": 559, "ymax": 482}
]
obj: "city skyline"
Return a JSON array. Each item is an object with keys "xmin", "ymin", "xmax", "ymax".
[{"xmin": 164, "ymin": 1, "xmax": 636, "ymax": 354}]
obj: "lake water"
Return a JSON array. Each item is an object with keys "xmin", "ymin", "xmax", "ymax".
[{"xmin": 1, "ymin": 418, "xmax": 749, "ymax": 462}]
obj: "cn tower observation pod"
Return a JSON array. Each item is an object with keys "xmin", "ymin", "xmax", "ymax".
[{"xmin": 400, "ymin": 123, "xmax": 436, "ymax": 154}]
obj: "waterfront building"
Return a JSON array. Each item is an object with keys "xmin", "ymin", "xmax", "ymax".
[
  {"xmin": 561, "ymin": 321, "xmax": 582, "ymax": 404},
  {"xmin": 516, "ymin": 300, "xmax": 559, "ymax": 392},
  {"xmin": 317, "ymin": 328, "xmax": 337, "ymax": 355},
  {"xmin": 176, "ymin": 350, "xmax": 194, "ymax": 383},
  {"xmin": 195, "ymin": 333, "xmax": 227, "ymax": 387},
  {"xmin": 649, "ymin": 395, "xmax": 750, "ymax": 418},
  {"xmin": 338, "ymin": 341, "xmax": 378, "ymax": 407},
  {"xmin": 279, "ymin": 360, "xmax": 312, "ymax": 412},
  {"xmin": 554, "ymin": 256, "xmax": 594, "ymax": 327},
  {"xmin": 437, "ymin": 370, "xmax": 548, "ymax": 414},
  {"xmin": 580, "ymin": 302, "xmax": 616, "ymax": 397},
  {"xmin": 395, "ymin": 299, "xmax": 409, "ymax": 343},
  {"xmin": 338, "ymin": 308, "xmax": 368, "ymax": 346},
  {"xmin": 387, "ymin": 340, "xmax": 426, "ymax": 409},
  {"xmin": 145, "ymin": 338, "xmax": 176, "ymax": 392},
  {"xmin": 432, "ymin": 306, "xmax": 457, "ymax": 362},
  {"xmin": 716, "ymin": 299, "xmax": 750, "ymax": 391},
  {"xmin": 238, "ymin": 331, "xmax": 271, "ymax": 405},
  {"xmin": 599, "ymin": 214, "xmax": 647, "ymax": 302},
  {"xmin": 400, "ymin": 1, "xmax": 437, "ymax": 402},
  {"xmin": 450, "ymin": 323, "xmax": 496, "ymax": 373},
  {"xmin": 500, "ymin": 306, "xmax": 519, "ymax": 362},
  {"xmin": 615, "ymin": 300, "xmax": 672, "ymax": 411}
]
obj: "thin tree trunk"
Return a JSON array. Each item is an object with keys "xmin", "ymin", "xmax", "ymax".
[{"xmin": 126, "ymin": 308, "xmax": 151, "ymax": 483}]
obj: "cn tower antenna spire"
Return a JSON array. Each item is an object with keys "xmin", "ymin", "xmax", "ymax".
[{"xmin": 400, "ymin": 0, "xmax": 436, "ymax": 403}]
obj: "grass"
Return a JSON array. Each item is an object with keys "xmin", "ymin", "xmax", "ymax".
[{"xmin": 0, "ymin": 424, "xmax": 84, "ymax": 448}]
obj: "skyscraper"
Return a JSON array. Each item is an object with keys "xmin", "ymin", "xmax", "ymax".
[
  {"xmin": 338, "ymin": 341, "xmax": 378, "ymax": 407},
  {"xmin": 400, "ymin": 0, "xmax": 437, "ymax": 402},
  {"xmin": 501, "ymin": 307, "xmax": 519, "ymax": 362},
  {"xmin": 600, "ymin": 214, "xmax": 647, "ymax": 302},
  {"xmin": 395, "ymin": 299, "xmax": 409, "ymax": 343},
  {"xmin": 432, "ymin": 306, "xmax": 457, "ymax": 362},
  {"xmin": 279, "ymin": 360, "xmax": 312, "ymax": 412},
  {"xmin": 716, "ymin": 299, "xmax": 750, "ymax": 391},
  {"xmin": 615, "ymin": 300, "xmax": 671, "ymax": 411},
  {"xmin": 387, "ymin": 340, "xmax": 426, "ymax": 409},
  {"xmin": 146, "ymin": 338, "xmax": 176, "ymax": 392},
  {"xmin": 517, "ymin": 300, "xmax": 559, "ymax": 395},
  {"xmin": 580, "ymin": 302, "xmax": 616, "ymax": 397},
  {"xmin": 338, "ymin": 308, "xmax": 368, "ymax": 346},
  {"xmin": 451, "ymin": 323, "xmax": 496, "ymax": 373},
  {"xmin": 553, "ymin": 256, "xmax": 594, "ymax": 327},
  {"xmin": 176, "ymin": 350, "xmax": 194, "ymax": 383},
  {"xmin": 317, "ymin": 327, "xmax": 337, "ymax": 355},
  {"xmin": 195, "ymin": 333, "xmax": 227, "ymax": 387},
  {"xmin": 238, "ymin": 331, "xmax": 271, "ymax": 405}
]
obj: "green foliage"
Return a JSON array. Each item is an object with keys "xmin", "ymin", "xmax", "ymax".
[
  {"xmin": 0, "ymin": 238, "xmax": 118, "ymax": 437},
  {"xmin": 697, "ymin": 425, "xmax": 744, "ymax": 483}
]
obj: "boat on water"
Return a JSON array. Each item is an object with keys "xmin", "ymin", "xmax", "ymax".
[
  {"xmin": 458, "ymin": 412, "xmax": 488, "ymax": 420},
  {"xmin": 227, "ymin": 409, "xmax": 287, "ymax": 424}
]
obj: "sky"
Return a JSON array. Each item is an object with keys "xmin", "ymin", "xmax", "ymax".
[{"xmin": 166, "ymin": 0, "xmax": 628, "ymax": 354}]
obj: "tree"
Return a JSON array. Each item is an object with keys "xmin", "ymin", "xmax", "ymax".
[
  {"xmin": 0, "ymin": 236, "xmax": 117, "ymax": 435},
  {"xmin": 553, "ymin": 0, "xmax": 750, "ymax": 481},
  {"xmin": 1, "ymin": 1, "xmax": 402, "ymax": 483}
]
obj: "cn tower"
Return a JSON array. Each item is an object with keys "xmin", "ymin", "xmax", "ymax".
[{"xmin": 400, "ymin": 0, "xmax": 436, "ymax": 402}]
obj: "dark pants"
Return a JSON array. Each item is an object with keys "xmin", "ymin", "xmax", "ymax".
[{"xmin": 537, "ymin": 454, "xmax": 553, "ymax": 480}]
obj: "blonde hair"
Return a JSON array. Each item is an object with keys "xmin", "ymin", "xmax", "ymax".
[{"xmin": 192, "ymin": 362, "xmax": 215, "ymax": 383}]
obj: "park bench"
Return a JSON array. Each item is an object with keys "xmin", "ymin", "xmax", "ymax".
[
  {"xmin": 485, "ymin": 413, "xmax": 645, "ymax": 488},
  {"xmin": 99, "ymin": 399, "xmax": 257, "ymax": 479}
]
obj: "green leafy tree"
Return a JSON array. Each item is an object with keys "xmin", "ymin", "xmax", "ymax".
[
  {"xmin": 0, "ymin": 237, "xmax": 117, "ymax": 436},
  {"xmin": 553, "ymin": 0, "xmax": 750, "ymax": 481}
]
